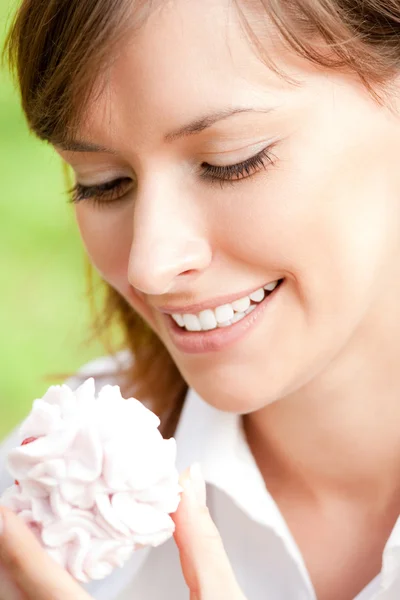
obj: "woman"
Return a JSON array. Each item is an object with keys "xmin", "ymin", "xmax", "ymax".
[{"xmin": 1, "ymin": 0, "xmax": 400, "ymax": 598}]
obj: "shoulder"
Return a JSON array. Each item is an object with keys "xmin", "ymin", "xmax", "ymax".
[{"xmin": 0, "ymin": 351, "xmax": 133, "ymax": 495}]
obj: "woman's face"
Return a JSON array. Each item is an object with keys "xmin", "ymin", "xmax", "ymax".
[{"xmin": 58, "ymin": 0, "xmax": 400, "ymax": 413}]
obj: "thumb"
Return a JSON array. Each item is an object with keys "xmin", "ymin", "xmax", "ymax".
[{"xmin": 172, "ymin": 464, "xmax": 246, "ymax": 600}]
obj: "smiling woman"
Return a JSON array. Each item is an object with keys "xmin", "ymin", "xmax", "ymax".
[{"xmin": 2, "ymin": 0, "xmax": 400, "ymax": 599}]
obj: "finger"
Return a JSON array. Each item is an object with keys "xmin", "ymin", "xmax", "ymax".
[
  {"xmin": 0, "ymin": 508, "xmax": 91, "ymax": 600},
  {"xmin": 0, "ymin": 561, "xmax": 26, "ymax": 600},
  {"xmin": 172, "ymin": 464, "xmax": 245, "ymax": 600}
]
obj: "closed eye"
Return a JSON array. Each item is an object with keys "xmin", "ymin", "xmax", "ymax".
[
  {"xmin": 68, "ymin": 144, "xmax": 277, "ymax": 207},
  {"xmin": 69, "ymin": 177, "xmax": 133, "ymax": 207},
  {"xmin": 200, "ymin": 144, "xmax": 277, "ymax": 185}
]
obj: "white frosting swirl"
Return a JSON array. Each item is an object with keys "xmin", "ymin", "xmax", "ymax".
[{"xmin": 0, "ymin": 379, "xmax": 181, "ymax": 582}]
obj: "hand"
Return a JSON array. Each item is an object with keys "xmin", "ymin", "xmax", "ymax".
[
  {"xmin": 172, "ymin": 464, "xmax": 247, "ymax": 600},
  {"xmin": 0, "ymin": 466, "xmax": 247, "ymax": 600},
  {"xmin": 0, "ymin": 508, "xmax": 92, "ymax": 600}
]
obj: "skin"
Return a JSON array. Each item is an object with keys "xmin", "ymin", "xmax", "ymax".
[{"xmin": 37, "ymin": 0, "xmax": 400, "ymax": 597}]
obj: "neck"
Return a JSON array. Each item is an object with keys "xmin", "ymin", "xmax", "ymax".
[{"xmin": 244, "ymin": 291, "xmax": 400, "ymax": 507}]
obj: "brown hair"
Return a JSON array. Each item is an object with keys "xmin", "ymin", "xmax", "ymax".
[{"xmin": 5, "ymin": 0, "xmax": 400, "ymax": 435}]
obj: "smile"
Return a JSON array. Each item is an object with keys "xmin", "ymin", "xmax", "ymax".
[{"xmin": 171, "ymin": 280, "xmax": 282, "ymax": 332}]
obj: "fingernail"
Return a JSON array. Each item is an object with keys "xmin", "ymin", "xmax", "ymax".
[{"xmin": 189, "ymin": 463, "xmax": 207, "ymax": 506}]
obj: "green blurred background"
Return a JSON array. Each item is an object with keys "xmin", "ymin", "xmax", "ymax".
[{"xmin": 0, "ymin": 0, "xmax": 105, "ymax": 441}]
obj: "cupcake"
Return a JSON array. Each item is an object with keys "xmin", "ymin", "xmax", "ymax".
[{"xmin": 0, "ymin": 379, "xmax": 181, "ymax": 582}]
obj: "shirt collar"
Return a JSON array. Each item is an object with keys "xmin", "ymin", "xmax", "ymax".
[
  {"xmin": 379, "ymin": 516, "xmax": 400, "ymax": 595},
  {"xmin": 174, "ymin": 388, "xmax": 400, "ymax": 599},
  {"xmin": 174, "ymin": 386, "xmax": 316, "ymax": 593},
  {"xmin": 175, "ymin": 386, "xmax": 295, "ymax": 533}
]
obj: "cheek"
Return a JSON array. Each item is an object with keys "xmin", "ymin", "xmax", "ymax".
[
  {"xmin": 216, "ymin": 105, "xmax": 398, "ymax": 301},
  {"xmin": 74, "ymin": 205, "xmax": 160, "ymax": 328},
  {"xmin": 75, "ymin": 205, "xmax": 132, "ymax": 294}
]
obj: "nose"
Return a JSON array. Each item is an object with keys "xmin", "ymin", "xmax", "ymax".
[{"xmin": 127, "ymin": 178, "xmax": 212, "ymax": 295}]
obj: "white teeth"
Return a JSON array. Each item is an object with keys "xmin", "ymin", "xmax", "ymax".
[
  {"xmin": 219, "ymin": 320, "xmax": 233, "ymax": 327},
  {"xmin": 215, "ymin": 304, "xmax": 234, "ymax": 324},
  {"xmin": 183, "ymin": 314, "xmax": 201, "ymax": 332},
  {"xmin": 264, "ymin": 281, "xmax": 279, "ymax": 292},
  {"xmin": 198, "ymin": 309, "xmax": 217, "ymax": 331},
  {"xmin": 171, "ymin": 279, "xmax": 280, "ymax": 332},
  {"xmin": 249, "ymin": 288, "xmax": 265, "ymax": 303},
  {"xmin": 172, "ymin": 314, "xmax": 185, "ymax": 327},
  {"xmin": 231, "ymin": 296, "xmax": 251, "ymax": 313},
  {"xmin": 231, "ymin": 311, "xmax": 246, "ymax": 323}
]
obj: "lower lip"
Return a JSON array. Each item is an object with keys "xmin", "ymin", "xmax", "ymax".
[{"xmin": 164, "ymin": 280, "xmax": 283, "ymax": 354}]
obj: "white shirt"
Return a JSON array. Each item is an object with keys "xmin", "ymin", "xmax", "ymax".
[{"xmin": 1, "ymin": 355, "xmax": 400, "ymax": 600}]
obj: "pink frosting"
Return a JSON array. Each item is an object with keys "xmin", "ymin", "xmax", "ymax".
[{"xmin": 0, "ymin": 379, "xmax": 181, "ymax": 582}]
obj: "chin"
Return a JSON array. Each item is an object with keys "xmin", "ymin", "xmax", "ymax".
[{"xmin": 187, "ymin": 372, "xmax": 285, "ymax": 415}]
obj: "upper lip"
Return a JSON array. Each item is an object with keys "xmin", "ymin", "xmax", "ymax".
[{"xmin": 156, "ymin": 279, "xmax": 280, "ymax": 315}]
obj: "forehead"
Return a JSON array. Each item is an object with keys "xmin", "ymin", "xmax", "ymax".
[{"xmin": 81, "ymin": 0, "xmax": 306, "ymax": 145}]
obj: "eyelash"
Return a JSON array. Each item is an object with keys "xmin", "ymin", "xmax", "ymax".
[
  {"xmin": 69, "ymin": 177, "xmax": 132, "ymax": 208},
  {"xmin": 69, "ymin": 145, "xmax": 276, "ymax": 207},
  {"xmin": 201, "ymin": 145, "xmax": 276, "ymax": 186}
]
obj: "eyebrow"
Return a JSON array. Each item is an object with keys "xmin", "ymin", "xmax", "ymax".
[
  {"xmin": 164, "ymin": 107, "xmax": 273, "ymax": 142},
  {"xmin": 55, "ymin": 107, "xmax": 274, "ymax": 153},
  {"xmin": 55, "ymin": 139, "xmax": 118, "ymax": 153}
]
